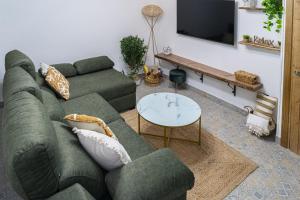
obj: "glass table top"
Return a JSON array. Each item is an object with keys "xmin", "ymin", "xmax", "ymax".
[{"xmin": 137, "ymin": 92, "xmax": 201, "ymax": 127}]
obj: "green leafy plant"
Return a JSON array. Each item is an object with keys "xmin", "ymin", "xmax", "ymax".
[
  {"xmin": 262, "ymin": 0, "xmax": 283, "ymax": 33},
  {"xmin": 120, "ymin": 35, "xmax": 147, "ymax": 77},
  {"xmin": 243, "ymin": 35, "xmax": 251, "ymax": 40}
]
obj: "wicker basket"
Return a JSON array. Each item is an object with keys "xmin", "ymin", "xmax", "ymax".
[
  {"xmin": 144, "ymin": 69, "xmax": 162, "ymax": 85},
  {"xmin": 234, "ymin": 70, "xmax": 258, "ymax": 85}
]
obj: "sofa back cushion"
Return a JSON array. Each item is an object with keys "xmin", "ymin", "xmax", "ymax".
[
  {"xmin": 52, "ymin": 121, "xmax": 107, "ymax": 199},
  {"xmin": 74, "ymin": 56, "xmax": 114, "ymax": 75},
  {"xmin": 3, "ymin": 67, "xmax": 42, "ymax": 103},
  {"xmin": 5, "ymin": 50, "xmax": 36, "ymax": 79},
  {"xmin": 41, "ymin": 89, "xmax": 66, "ymax": 122},
  {"xmin": 2, "ymin": 91, "xmax": 60, "ymax": 200},
  {"xmin": 52, "ymin": 63, "xmax": 77, "ymax": 77}
]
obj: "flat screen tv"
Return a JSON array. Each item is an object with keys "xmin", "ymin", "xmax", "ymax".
[{"xmin": 177, "ymin": 0, "xmax": 235, "ymax": 45}]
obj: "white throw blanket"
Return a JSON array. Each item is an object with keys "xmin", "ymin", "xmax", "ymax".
[{"xmin": 246, "ymin": 114, "xmax": 270, "ymax": 137}]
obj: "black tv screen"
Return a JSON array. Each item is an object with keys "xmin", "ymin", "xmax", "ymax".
[{"xmin": 177, "ymin": 0, "xmax": 235, "ymax": 45}]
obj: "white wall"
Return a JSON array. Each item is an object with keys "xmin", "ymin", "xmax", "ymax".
[
  {"xmin": 135, "ymin": 0, "xmax": 284, "ymax": 137},
  {"xmin": 0, "ymin": 0, "xmax": 148, "ymax": 92},
  {"xmin": 0, "ymin": 0, "xmax": 284, "ymax": 136}
]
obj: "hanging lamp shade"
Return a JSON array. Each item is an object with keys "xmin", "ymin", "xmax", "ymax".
[{"xmin": 142, "ymin": 5, "xmax": 163, "ymax": 17}]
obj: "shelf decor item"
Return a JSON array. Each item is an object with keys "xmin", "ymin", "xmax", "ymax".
[
  {"xmin": 243, "ymin": 35, "xmax": 251, "ymax": 43},
  {"xmin": 234, "ymin": 70, "xmax": 259, "ymax": 85},
  {"xmin": 142, "ymin": 4, "xmax": 163, "ymax": 67},
  {"xmin": 120, "ymin": 35, "xmax": 147, "ymax": 83},
  {"xmin": 163, "ymin": 46, "xmax": 172, "ymax": 55},
  {"xmin": 249, "ymin": 0, "xmax": 257, "ymax": 8}
]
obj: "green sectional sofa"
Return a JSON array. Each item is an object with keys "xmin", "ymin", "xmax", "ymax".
[{"xmin": 1, "ymin": 50, "xmax": 195, "ymax": 200}]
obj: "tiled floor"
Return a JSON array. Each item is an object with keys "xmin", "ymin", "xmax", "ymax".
[
  {"xmin": 1, "ymin": 80, "xmax": 300, "ymax": 200},
  {"xmin": 137, "ymin": 80, "xmax": 300, "ymax": 200}
]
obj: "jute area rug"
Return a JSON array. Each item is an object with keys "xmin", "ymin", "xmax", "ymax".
[{"xmin": 121, "ymin": 110, "xmax": 257, "ymax": 200}]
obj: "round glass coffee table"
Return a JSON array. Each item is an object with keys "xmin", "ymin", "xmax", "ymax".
[{"xmin": 137, "ymin": 92, "xmax": 202, "ymax": 147}]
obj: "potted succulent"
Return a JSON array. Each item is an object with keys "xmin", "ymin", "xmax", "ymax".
[
  {"xmin": 120, "ymin": 35, "xmax": 147, "ymax": 84},
  {"xmin": 243, "ymin": 35, "xmax": 251, "ymax": 43}
]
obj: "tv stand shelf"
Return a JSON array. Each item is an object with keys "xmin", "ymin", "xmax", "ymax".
[{"xmin": 155, "ymin": 53, "xmax": 263, "ymax": 96}]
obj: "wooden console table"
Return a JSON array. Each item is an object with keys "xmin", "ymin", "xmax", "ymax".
[{"xmin": 155, "ymin": 53, "xmax": 263, "ymax": 96}]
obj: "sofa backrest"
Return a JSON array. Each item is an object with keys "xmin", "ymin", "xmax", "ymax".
[
  {"xmin": 3, "ymin": 67, "xmax": 42, "ymax": 103},
  {"xmin": 2, "ymin": 91, "xmax": 60, "ymax": 200},
  {"xmin": 5, "ymin": 50, "xmax": 36, "ymax": 79}
]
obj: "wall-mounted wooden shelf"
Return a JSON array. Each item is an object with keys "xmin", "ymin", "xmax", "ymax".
[
  {"xmin": 239, "ymin": 41, "xmax": 281, "ymax": 52},
  {"xmin": 155, "ymin": 53, "xmax": 263, "ymax": 96},
  {"xmin": 239, "ymin": 6, "xmax": 264, "ymax": 11}
]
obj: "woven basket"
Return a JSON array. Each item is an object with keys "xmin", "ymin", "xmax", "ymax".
[
  {"xmin": 142, "ymin": 5, "xmax": 163, "ymax": 17},
  {"xmin": 144, "ymin": 69, "xmax": 162, "ymax": 85},
  {"xmin": 234, "ymin": 70, "xmax": 258, "ymax": 85}
]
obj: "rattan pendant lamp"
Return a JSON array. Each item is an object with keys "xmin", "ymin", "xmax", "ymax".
[{"xmin": 142, "ymin": 4, "xmax": 163, "ymax": 67}]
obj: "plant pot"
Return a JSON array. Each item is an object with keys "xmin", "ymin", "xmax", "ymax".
[
  {"xmin": 243, "ymin": 39, "xmax": 250, "ymax": 43},
  {"xmin": 130, "ymin": 74, "xmax": 142, "ymax": 86}
]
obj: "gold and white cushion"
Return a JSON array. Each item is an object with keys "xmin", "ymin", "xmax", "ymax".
[{"xmin": 64, "ymin": 114, "xmax": 117, "ymax": 140}]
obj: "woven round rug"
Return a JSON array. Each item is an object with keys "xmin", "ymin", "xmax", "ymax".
[{"xmin": 121, "ymin": 110, "xmax": 257, "ymax": 200}]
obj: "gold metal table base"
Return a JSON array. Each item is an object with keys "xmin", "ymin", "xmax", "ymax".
[{"xmin": 138, "ymin": 113, "xmax": 201, "ymax": 147}]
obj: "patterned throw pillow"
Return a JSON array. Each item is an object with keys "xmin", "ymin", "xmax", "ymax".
[
  {"xmin": 64, "ymin": 114, "xmax": 117, "ymax": 139},
  {"xmin": 45, "ymin": 66, "xmax": 70, "ymax": 100}
]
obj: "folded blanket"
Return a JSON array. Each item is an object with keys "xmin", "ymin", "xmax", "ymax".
[{"xmin": 246, "ymin": 113, "xmax": 269, "ymax": 137}]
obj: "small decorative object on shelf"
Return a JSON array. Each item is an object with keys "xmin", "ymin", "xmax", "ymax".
[
  {"xmin": 242, "ymin": 35, "xmax": 251, "ymax": 43},
  {"xmin": 249, "ymin": 0, "xmax": 257, "ymax": 8},
  {"xmin": 242, "ymin": 0, "xmax": 250, "ymax": 7},
  {"xmin": 163, "ymin": 46, "xmax": 172, "ymax": 55},
  {"xmin": 253, "ymin": 35, "xmax": 276, "ymax": 47},
  {"xmin": 234, "ymin": 70, "xmax": 259, "ymax": 85},
  {"xmin": 144, "ymin": 64, "xmax": 163, "ymax": 86}
]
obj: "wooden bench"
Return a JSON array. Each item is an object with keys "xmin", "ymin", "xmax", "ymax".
[{"xmin": 155, "ymin": 53, "xmax": 263, "ymax": 96}]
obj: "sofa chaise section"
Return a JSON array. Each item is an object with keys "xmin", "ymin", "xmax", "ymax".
[{"xmin": 67, "ymin": 69, "xmax": 136, "ymax": 112}]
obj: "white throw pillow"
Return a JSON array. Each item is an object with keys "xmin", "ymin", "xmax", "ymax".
[{"xmin": 72, "ymin": 128, "xmax": 132, "ymax": 170}]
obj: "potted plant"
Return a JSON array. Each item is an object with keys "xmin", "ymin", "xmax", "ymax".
[
  {"xmin": 120, "ymin": 35, "xmax": 147, "ymax": 84},
  {"xmin": 243, "ymin": 35, "xmax": 251, "ymax": 43},
  {"xmin": 262, "ymin": 0, "xmax": 283, "ymax": 33}
]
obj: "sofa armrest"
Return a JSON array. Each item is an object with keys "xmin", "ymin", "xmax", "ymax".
[
  {"xmin": 46, "ymin": 184, "xmax": 95, "ymax": 200},
  {"xmin": 105, "ymin": 149, "xmax": 194, "ymax": 200}
]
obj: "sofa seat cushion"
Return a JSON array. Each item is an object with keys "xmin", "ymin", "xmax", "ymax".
[
  {"xmin": 41, "ymin": 89, "xmax": 65, "ymax": 122},
  {"xmin": 107, "ymin": 119, "xmax": 154, "ymax": 160},
  {"xmin": 53, "ymin": 121, "xmax": 107, "ymax": 199},
  {"xmin": 61, "ymin": 93, "xmax": 121, "ymax": 124},
  {"xmin": 67, "ymin": 69, "xmax": 136, "ymax": 101}
]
